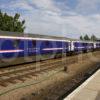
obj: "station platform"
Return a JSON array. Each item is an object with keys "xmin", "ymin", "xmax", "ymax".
[{"xmin": 64, "ymin": 69, "xmax": 100, "ymax": 100}]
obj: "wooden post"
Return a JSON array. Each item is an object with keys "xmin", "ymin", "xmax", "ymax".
[{"xmin": 64, "ymin": 66, "xmax": 67, "ymax": 72}]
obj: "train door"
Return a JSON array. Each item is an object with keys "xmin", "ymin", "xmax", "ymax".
[
  {"xmin": 70, "ymin": 41, "xmax": 74, "ymax": 52},
  {"xmin": 13, "ymin": 39, "xmax": 21, "ymax": 49},
  {"xmin": 94, "ymin": 42, "xmax": 96, "ymax": 50}
]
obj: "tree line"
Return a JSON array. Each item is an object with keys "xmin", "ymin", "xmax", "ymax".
[
  {"xmin": 0, "ymin": 10, "xmax": 25, "ymax": 32},
  {"xmin": 80, "ymin": 34, "xmax": 97, "ymax": 41}
]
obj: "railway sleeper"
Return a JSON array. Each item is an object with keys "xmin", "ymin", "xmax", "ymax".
[
  {"xmin": 16, "ymin": 77, "xmax": 26, "ymax": 82},
  {"xmin": 8, "ymin": 76, "xmax": 26, "ymax": 82},
  {"xmin": 25, "ymin": 75, "xmax": 32, "ymax": 78},
  {"xmin": 29, "ymin": 73, "xmax": 38, "ymax": 76},
  {"xmin": 7, "ymin": 79, "xmax": 17, "ymax": 84},
  {"xmin": 0, "ymin": 81, "xmax": 8, "ymax": 87}
]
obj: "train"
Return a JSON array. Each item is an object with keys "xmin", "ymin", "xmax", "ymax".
[{"xmin": 0, "ymin": 31, "xmax": 100, "ymax": 67}]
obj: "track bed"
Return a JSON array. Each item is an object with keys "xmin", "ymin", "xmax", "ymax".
[{"xmin": 0, "ymin": 51, "xmax": 99, "ymax": 100}]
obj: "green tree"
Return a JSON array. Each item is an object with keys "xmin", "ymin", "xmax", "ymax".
[
  {"xmin": 91, "ymin": 34, "xmax": 97, "ymax": 41},
  {"xmin": 80, "ymin": 35, "xmax": 84, "ymax": 40},
  {"xmin": 0, "ymin": 10, "xmax": 25, "ymax": 32},
  {"xmin": 84, "ymin": 34, "xmax": 90, "ymax": 40}
]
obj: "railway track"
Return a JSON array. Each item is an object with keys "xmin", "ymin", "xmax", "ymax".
[
  {"xmin": 0, "ymin": 62, "xmax": 69, "ymax": 87},
  {"xmin": 0, "ymin": 57, "xmax": 77, "ymax": 87},
  {"xmin": 0, "ymin": 52, "xmax": 97, "ymax": 87}
]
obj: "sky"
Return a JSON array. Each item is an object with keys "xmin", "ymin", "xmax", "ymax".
[{"xmin": 0, "ymin": 0, "xmax": 100, "ymax": 39}]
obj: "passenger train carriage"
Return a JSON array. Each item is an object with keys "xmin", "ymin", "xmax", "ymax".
[
  {"xmin": 0, "ymin": 31, "xmax": 71, "ymax": 67},
  {"xmin": 0, "ymin": 31, "xmax": 100, "ymax": 67},
  {"xmin": 71, "ymin": 41, "xmax": 95, "ymax": 53}
]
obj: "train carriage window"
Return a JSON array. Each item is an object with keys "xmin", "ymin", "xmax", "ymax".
[
  {"xmin": 32, "ymin": 40, "xmax": 36, "ymax": 47},
  {"xmin": 82, "ymin": 43, "xmax": 85, "ymax": 46},
  {"xmin": 83, "ymin": 43, "xmax": 87, "ymax": 46},
  {"xmin": 45, "ymin": 41, "xmax": 50, "ymax": 46},
  {"xmin": 13, "ymin": 39, "xmax": 20, "ymax": 48}
]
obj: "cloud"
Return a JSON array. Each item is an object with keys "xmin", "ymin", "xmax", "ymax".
[
  {"xmin": 62, "ymin": 14, "xmax": 100, "ymax": 37},
  {"xmin": 76, "ymin": 0, "xmax": 100, "ymax": 15},
  {"xmin": 28, "ymin": 0, "xmax": 60, "ymax": 12},
  {"xmin": 0, "ymin": 0, "xmax": 34, "ymax": 14},
  {"xmin": 11, "ymin": 1, "xmax": 33, "ymax": 11}
]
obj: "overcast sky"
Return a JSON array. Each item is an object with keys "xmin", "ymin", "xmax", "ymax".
[{"xmin": 0, "ymin": 0, "xmax": 100, "ymax": 39}]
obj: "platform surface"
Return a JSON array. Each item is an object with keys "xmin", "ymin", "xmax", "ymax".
[{"xmin": 64, "ymin": 69, "xmax": 100, "ymax": 100}]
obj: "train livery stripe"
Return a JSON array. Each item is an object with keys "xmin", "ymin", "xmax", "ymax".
[
  {"xmin": 0, "ymin": 50, "xmax": 24, "ymax": 53},
  {"xmin": 43, "ymin": 48, "xmax": 68, "ymax": 51},
  {"xmin": 0, "ymin": 36, "xmax": 70, "ymax": 42},
  {"xmin": 75, "ymin": 46, "xmax": 93, "ymax": 48}
]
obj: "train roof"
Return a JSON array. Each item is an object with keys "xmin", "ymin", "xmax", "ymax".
[
  {"xmin": 0, "ymin": 31, "xmax": 71, "ymax": 42},
  {"xmin": 0, "ymin": 31, "xmax": 99, "ymax": 43},
  {"xmin": 0, "ymin": 31, "xmax": 70, "ymax": 39}
]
